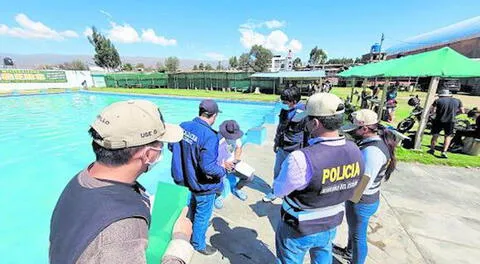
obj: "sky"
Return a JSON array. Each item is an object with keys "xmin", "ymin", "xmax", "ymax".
[{"xmin": 1, "ymin": 0, "xmax": 480, "ymax": 62}]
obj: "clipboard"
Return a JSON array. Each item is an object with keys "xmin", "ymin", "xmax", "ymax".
[
  {"xmin": 146, "ymin": 181, "xmax": 190, "ymax": 263},
  {"xmin": 349, "ymin": 175, "xmax": 371, "ymax": 203}
]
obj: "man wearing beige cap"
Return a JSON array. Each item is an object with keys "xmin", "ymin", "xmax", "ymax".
[
  {"xmin": 49, "ymin": 100, "xmax": 190, "ymax": 264},
  {"xmin": 273, "ymin": 93, "xmax": 364, "ymax": 264}
]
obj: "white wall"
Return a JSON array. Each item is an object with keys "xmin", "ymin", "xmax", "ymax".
[{"xmin": 0, "ymin": 70, "xmax": 94, "ymax": 91}]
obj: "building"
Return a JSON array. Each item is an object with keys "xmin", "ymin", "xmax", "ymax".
[
  {"xmin": 385, "ymin": 16, "xmax": 480, "ymax": 95},
  {"xmin": 270, "ymin": 55, "xmax": 285, "ymax": 72}
]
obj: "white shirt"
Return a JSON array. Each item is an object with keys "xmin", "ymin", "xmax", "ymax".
[{"xmin": 217, "ymin": 138, "xmax": 242, "ymax": 164}]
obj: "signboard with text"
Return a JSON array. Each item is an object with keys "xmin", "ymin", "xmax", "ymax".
[{"xmin": 0, "ymin": 69, "xmax": 67, "ymax": 83}]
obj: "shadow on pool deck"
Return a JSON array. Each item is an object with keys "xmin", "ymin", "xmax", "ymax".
[{"xmin": 210, "ymin": 217, "xmax": 276, "ymax": 264}]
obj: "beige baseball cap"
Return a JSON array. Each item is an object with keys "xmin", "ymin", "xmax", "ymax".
[
  {"xmin": 341, "ymin": 109, "xmax": 378, "ymax": 132},
  {"xmin": 305, "ymin": 93, "xmax": 345, "ymax": 117},
  {"xmin": 91, "ymin": 100, "xmax": 183, "ymax": 149}
]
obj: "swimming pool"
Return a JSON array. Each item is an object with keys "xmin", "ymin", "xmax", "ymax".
[{"xmin": 0, "ymin": 92, "xmax": 276, "ymax": 263}]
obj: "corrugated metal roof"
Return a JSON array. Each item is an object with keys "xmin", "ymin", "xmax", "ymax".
[
  {"xmin": 386, "ymin": 16, "xmax": 480, "ymax": 55},
  {"xmin": 250, "ymin": 70, "xmax": 326, "ymax": 79}
]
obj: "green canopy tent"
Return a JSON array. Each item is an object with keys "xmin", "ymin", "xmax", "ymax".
[{"xmin": 338, "ymin": 47, "xmax": 480, "ymax": 149}]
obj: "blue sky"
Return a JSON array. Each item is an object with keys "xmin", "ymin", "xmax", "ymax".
[{"xmin": 1, "ymin": 0, "xmax": 479, "ymax": 62}]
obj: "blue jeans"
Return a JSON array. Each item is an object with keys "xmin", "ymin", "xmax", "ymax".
[
  {"xmin": 275, "ymin": 221, "xmax": 337, "ymax": 264},
  {"xmin": 346, "ymin": 200, "xmax": 380, "ymax": 264},
  {"xmin": 188, "ymin": 192, "xmax": 216, "ymax": 250},
  {"xmin": 274, "ymin": 148, "xmax": 289, "ymax": 180}
]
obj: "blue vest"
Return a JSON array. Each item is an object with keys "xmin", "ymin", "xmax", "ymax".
[
  {"xmin": 358, "ymin": 139, "xmax": 391, "ymax": 204},
  {"xmin": 49, "ymin": 174, "xmax": 151, "ymax": 264},
  {"xmin": 282, "ymin": 139, "xmax": 364, "ymax": 235}
]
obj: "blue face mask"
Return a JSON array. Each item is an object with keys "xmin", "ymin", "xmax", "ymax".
[{"xmin": 281, "ymin": 103, "xmax": 291, "ymax": 110}]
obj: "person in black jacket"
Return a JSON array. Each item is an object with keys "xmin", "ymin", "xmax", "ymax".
[{"xmin": 263, "ymin": 87, "xmax": 307, "ymax": 202}]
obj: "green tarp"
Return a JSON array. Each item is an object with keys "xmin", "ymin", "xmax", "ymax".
[
  {"xmin": 146, "ymin": 182, "xmax": 189, "ymax": 264},
  {"xmin": 339, "ymin": 47, "xmax": 480, "ymax": 78}
]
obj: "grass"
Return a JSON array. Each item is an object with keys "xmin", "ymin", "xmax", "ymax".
[
  {"xmin": 333, "ymin": 87, "xmax": 479, "ymax": 167},
  {"xmin": 88, "ymin": 87, "xmax": 278, "ymax": 102}
]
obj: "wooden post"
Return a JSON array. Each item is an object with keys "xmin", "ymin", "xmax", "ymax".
[
  {"xmin": 414, "ymin": 77, "xmax": 440, "ymax": 150},
  {"xmin": 377, "ymin": 78, "xmax": 389, "ymax": 121},
  {"xmin": 350, "ymin": 78, "xmax": 356, "ymax": 102}
]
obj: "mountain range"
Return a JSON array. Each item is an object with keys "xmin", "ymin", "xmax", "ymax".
[{"xmin": 0, "ymin": 53, "xmax": 227, "ymax": 70}]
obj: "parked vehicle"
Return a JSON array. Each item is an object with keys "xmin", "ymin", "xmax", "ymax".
[{"xmin": 396, "ymin": 95, "xmax": 470, "ymax": 133}]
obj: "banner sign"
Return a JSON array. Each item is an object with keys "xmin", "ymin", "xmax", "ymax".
[{"xmin": 0, "ymin": 69, "xmax": 67, "ymax": 83}]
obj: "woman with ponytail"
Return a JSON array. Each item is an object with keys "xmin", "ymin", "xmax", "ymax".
[{"xmin": 334, "ymin": 109, "xmax": 397, "ymax": 264}]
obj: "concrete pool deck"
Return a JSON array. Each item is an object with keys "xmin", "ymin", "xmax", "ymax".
[{"xmin": 191, "ymin": 124, "xmax": 480, "ymax": 264}]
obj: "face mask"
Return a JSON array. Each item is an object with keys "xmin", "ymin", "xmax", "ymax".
[
  {"xmin": 144, "ymin": 147, "xmax": 162, "ymax": 172},
  {"xmin": 281, "ymin": 103, "xmax": 291, "ymax": 110}
]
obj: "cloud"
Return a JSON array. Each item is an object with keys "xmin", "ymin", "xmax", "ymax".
[
  {"xmin": 205, "ymin": 52, "xmax": 226, "ymax": 61},
  {"xmin": 0, "ymin": 13, "xmax": 78, "ymax": 40},
  {"xmin": 100, "ymin": 10, "xmax": 113, "ymax": 19},
  {"xmin": 141, "ymin": 29, "xmax": 177, "ymax": 46},
  {"xmin": 265, "ymin": 20, "xmax": 286, "ymax": 29},
  {"xmin": 83, "ymin": 27, "xmax": 93, "ymax": 37},
  {"xmin": 104, "ymin": 21, "xmax": 177, "ymax": 46},
  {"xmin": 240, "ymin": 19, "xmax": 286, "ymax": 30},
  {"xmin": 239, "ymin": 24, "xmax": 302, "ymax": 53},
  {"xmin": 107, "ymin": 22, "xmax": 140, "ymax": 43}
]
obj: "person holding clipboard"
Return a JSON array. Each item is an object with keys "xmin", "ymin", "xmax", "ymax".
[{"xmin": 336, "ymin": 109, "xmax": 398, "ymax": 264}]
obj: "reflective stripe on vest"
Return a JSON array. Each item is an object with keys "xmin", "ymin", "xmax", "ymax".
[{"xmin": 282, "ymin": 196, "xmax": 345, "ymax": 222}]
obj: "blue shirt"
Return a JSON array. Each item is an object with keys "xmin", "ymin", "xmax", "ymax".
[{"xmin": 273, "ymin": 136, "xmax": 346, "ymax": 198}]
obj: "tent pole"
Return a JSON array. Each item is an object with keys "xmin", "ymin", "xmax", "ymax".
[
  {"xmin": 377, "ymin": 78, "xmax": 389, "ymax": 121},
  {"xmin": 350, "ymin": 78, "xmax": 356, "ymax": 102},
  {"xmin": 414, "ymin": 77, "xmax": 440, "ymax": 150}
]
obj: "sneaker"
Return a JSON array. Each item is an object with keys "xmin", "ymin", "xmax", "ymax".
[
  {"xmin": 262, "ymin": 192, "xmax": 277, "ymax": 202},
  {"xmin": 427, "ymin": 149, "xmax": 435, "ymax": 155},
  {"xmin": 197, "ymin": 245, "xmax": 218, "ymax": 256},
  {"xmin": 233, "ymin": 189, "xmax": 248, "ymax": 201},
  {"xmin": 333, "ymin": 244, "xmax": 352, "ymax": 261},
  {"xmin": 441, "ymin": 152, "xmax": 448, "ymax": 159},
  {"xmin": 214, "ymin": 197, "xmax": 224, "ymax": 209}
]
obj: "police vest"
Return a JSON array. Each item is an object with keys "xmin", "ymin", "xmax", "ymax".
[
  {"xmin": 282, "ymin": 139, "xmax": 364, "ymax": 235},
  {"xmin": 277, "ymin": 108, "xmax": 306, "ymax": 152},
  {"xmin": 358, "ymin": 139, "xmax": 391, "ymax": 204},
  {"xmin": 49, "ymin": 174, "xmax": 151, "ymax": 264}
]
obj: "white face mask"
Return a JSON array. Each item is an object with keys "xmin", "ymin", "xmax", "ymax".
[{"xmin": 144, "ymin": 147, "xmax": 162, "ymax": 172}]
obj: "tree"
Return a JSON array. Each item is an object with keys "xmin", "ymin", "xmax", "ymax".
[
  {"xmin": 59, "ymin": 60, "xmax": 88, "ymax": 70},
  {"xmin": 205, "ymin": 63, "xmax": 213, "ymax": 71},
  {"xmin": 199, "ymin": 62, "xmax": 205, "ymax": 71},
  {"xmin": 326, "ymin": 57, "xmax": 354, "ymax": 64},
  {"xmin": 121, "ymin": 63, "xmax": 133, "ymax": 71},
  {"xmin": 135, "ymin": 63, "xmax": 145, "ymax": 69},
  {"xmin": 216, "ymin": 61, "xmax": 223, "ymax": 70},
  {"xmin": 155, "ymin": 62, "xmax": 166, "ymax": 72},
  {"xmin": 249, "ymin": 45, "xmax": 273, "ymax": 72},
  {"xmin": 308, "ymin": 46, "xmax": 328, "ymax": 65},
  {"xmin": 87, "ymin": 26, "xmax": 121, "ymax": 70},
  {"xmin": 193, "ymin": 65, "xmax": 198, "ymax": 70},
  {"xmin": 293, "ymin": 57, "xmax": 302, "ymax": 69},
  {"xmin": 238, "ymin": 53, "xmax": 250, "ymax": 71},
  {"xmin": 229, "ymin": 56, "xmax": 238, "ymax": 69},
  {"xmin": 165, "ymin": 56, "xmax": 180, "ymax": 72}
]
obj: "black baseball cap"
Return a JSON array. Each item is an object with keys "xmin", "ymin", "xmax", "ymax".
[{"xmin": 199, "ymin": 99, "xmax": 222, "ymax": 114}]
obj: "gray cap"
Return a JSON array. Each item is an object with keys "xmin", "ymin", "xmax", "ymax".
[{"xmin": 199, "ymin": 99, "xmax": 222, "ymax": 114}]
